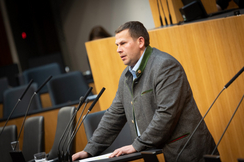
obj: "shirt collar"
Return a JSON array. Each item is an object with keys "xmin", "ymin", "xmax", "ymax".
[{"xmin": 129, "ymin": 47, "xmax": 147, "ymax": 79}]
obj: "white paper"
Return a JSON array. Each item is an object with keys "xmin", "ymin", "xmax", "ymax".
[{"xmin": 79, "ymin": 153, "xmax": 112, "ymax": 162}]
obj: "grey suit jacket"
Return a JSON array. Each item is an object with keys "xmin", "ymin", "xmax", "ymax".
[{"xmin": 84, "ymin": 46, "xmax": 217, "ymax": 162}]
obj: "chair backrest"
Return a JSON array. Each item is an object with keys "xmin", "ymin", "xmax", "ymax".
[
  {"xmin": 0, "ymin": 77, "xmax": 9, "ymax": 103},
  {"xmin": 28, "ymin": 52, "xmax": 66, "ymax": 73},
  {"xmin": 22, "ymin": 63, "xmax": 62, "ymax": 94},
  {"xmin": 83, "ymin": 110, "xmax": 133, "ymax": 155},
  {"xmin": 3, "ymin": 83, "xmax": 42, "ymax": 118},
  {"xmin": 0, "ymin": 63, "xmax": 19, "ymax": 87},
  {"xmin": 47, "ymin": 106, "xmax": 75, "ymax": 160},
  {"xmin": 0, "ymin": 125, "xmax": 17, "ymax": 162},
  {"xmin": 47, "ymin": 71, "xmax": 91, "ymax": 106},
  {"xmin": 22, "ymin": 116, "xmax": 44, "ymax": 161}
]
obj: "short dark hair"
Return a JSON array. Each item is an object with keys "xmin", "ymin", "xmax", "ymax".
[
  {"xmin": 115, "ymin": 21, "xmax": 150, "ymax": 47},
  {"xmin": 89, "ymin": 26, "xmax": 111, "ymax": 41}
]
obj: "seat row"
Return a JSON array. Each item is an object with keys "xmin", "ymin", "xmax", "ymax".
[
  {"xmin": 1, "ymin": 63, "xmax": 92, "ymax": 119},
  {"xmin": 0, "ymin": 106, "xmax": 75, "ymax": 162},
  {"xmin": 0, "ymin": 108, "xmax": 133, "ymax": 162}
]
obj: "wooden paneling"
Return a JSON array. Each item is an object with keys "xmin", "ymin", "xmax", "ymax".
[
  {"xmin": 148, "ymin": 0, "xmax": 237, "ymax": 28},
  {"xmin": 86, "ymin": 15, "xmax": 244, "ymax": 162}
]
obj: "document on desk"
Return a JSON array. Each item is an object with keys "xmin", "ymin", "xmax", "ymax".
[{"xmin": 79, "ymin": 153, "xmax": 112, "ymax": 161}]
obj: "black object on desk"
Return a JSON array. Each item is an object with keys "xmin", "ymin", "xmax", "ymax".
[{"xmin": 10, "ymin": 151, "xmax": 26, "ymax": 162}]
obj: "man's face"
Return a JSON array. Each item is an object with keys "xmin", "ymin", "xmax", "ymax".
[{"xmin": 115, "ymin": 29, "xmax": 143, "ymax": 67}]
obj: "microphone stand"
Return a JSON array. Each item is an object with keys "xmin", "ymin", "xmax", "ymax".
[
  {"xmin": 0, "ymin": 79, "xmax": 33, "ymax": 138},
  {"xmin": 211, "ymin": 94, "xmax": 244, "ymax": 155},
  {"xmin": 176, "ymin": 66, "xmax": 244, "ymax": 162},
  {"xmin": 60, "ymin": 99, "xmax": 89, "ymax": 162},
  {"xmin": 65, "ymin": 87, "xmax": 105, "ymax": 162},
  {"xmin": 203, "ymin": 94, "xmax": 244, "ymax": 162},
  {"xmin": 14, "ymin": 76, "xmax": 52, "ymax": 151},
  {"xmin": 57, "ymin": 87, "xmax": 93, "ymax": 162}
]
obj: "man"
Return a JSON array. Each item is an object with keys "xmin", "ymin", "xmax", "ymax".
[{"xmin": 72, "ymin": 21, "xmax": 217, "ymax": 162}]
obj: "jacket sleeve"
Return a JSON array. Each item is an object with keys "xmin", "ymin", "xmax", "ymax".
[{"xmin": 84, "ymin": 73, "xmax": 128, "ymax": 156}]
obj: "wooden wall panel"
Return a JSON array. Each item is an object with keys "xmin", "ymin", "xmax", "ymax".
[
  {"xmin": 86, "ymin": 15, "xmax": 244, "ymax": 161},
  {"xmin": 148, "ymin": 0, "xmax": 238, "ymax": 27}
]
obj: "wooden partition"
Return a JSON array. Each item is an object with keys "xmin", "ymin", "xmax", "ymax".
[
  {"xmin": 148, "ymin": 0, "xmax": 238, "ymax": 28},
  {"xmin": 86, "ymin": 15, "xmax": 244, "ymax": 162}
]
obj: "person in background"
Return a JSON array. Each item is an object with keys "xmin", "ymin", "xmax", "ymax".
[
  {"xmin": 73, "ymin": 21, "xmax": 218, "ymax": 162},
  {"xmin": 85, "ymin": 26, "xmax": 112, "ymax": 76},
  {"xmin": 89, "ymin": 26, "xmax": 111, "ymax": 41}
]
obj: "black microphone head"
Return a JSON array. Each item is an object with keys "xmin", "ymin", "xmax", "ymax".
[
  {"xmin": 19, "ymin": 79, "xmax": 34, "ymax": 100},
  {"xmin": 79, "ymin": 96, "xmax": 84, "ymax": 102},
  {"xmin": 85, "ymin": 98, "xmax": 90, "ymax": 103},
  {"xmin": 35, "ymin": 75, "xmax": 52, "ymax": 94}
]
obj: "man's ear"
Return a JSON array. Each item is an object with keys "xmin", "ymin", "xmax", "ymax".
[{"xmin": 138, "ymin": 36, "xmax": 145, "ymax": 48}]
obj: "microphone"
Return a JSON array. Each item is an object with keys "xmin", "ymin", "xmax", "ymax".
[
  {"xmin": 65, "ymin": 87, "xmax": 106, "ymax": 162},
  {"xmin": 60, "ymin": 99, "xmax": 91, "ymax": 162},
  {"xmin": 166, "ymin": 0, "xmax": 173, "ymax": 25},
  {"xmin": 224, "ymin": 66, "xmax": 244, "ymax": 89},
  {"xmin": 15, "ymin": 76, "xmax": 52, "ymax": 150},
  {"xmin": 35, "ymin": 76, "xmax": 52, "ymax": 94},
  {"xmin": 157, "ymin": 0, "xmax": 164, "ymax": 26},
  {"xmin": 159, "ymin": 0, "xmax": 168, "ymax": 26},
  {"xmin": 57, "ymin": 87, "xmax": 93, "ymax": 162},
  {"xmin": 176, "ymin": 67, "xmax": 244, "ymax": 162},
  {"xmin": 211, "ymin": 94, "xmax": 244, "ymax": 155},
  {"xmin": 0, "ymin": 79, "xmax": 33, "ymax": 138}
]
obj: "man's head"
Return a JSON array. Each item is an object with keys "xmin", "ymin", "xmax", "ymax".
[
  {"xmin": 115, "ymin": 21, "xmax": 150, "ymax": 47},
  {"xmin": 115, "ymin": 21, "xmax": 150, "ymax": 67}
]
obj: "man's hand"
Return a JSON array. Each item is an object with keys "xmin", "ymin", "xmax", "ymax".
[
  {"xmin": 109, "ymin": 145, "xmax": 136, "ymax": 158},
  {"xmin": 72, "ymin": 151, "xmax": 89, "ymax": 161}
]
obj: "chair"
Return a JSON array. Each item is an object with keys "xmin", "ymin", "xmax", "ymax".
[
  {"xmin": 0, "ymin": 63, "xmax": 20, "ymax": 87},
  {"xmin": 83, "ymin": 110, "xmax": 133, "ymax": 155},
  {"xmin": 0, "ymin": 125, "xmax": 17, "ymax": 162},
  {"xmin": 28, "ymin": 52, "xmax": 66, "ymax": 73},
  {"xmin": 22, "ymin": 63, "xmax": 62, "ymax": 94},
  {"xmin": 22, "ymin": 116, "xmax": 44, "ymax": 161},
  {"xmin": 0, "ymin": 77, "xmax": 10, "ymax": 103},
  {"xmin": 47, "ymin": 106, "xmax": 76, "ymax": 160},
  {"xmin": 3, "ymin": 83, "xmax": 42, "ymax": 119},
  {"xmin": 47, "ymin": 71, "xmax": 92, "ymax": 106}
]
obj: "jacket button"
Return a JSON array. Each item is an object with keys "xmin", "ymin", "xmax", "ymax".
[
  {"xmin": 132, "ymin": 120, "xmax": 134, "ymax": 123},
  {"xmin": 131, "ymin": 101, "xmax": 133, "ymax": 105},
  {"xmin": 137, "ymin": 70, "xmax": 141, "ymax": 74}
]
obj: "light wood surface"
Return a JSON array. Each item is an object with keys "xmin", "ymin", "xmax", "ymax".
[
  {"xmin": 148, "ymin": 0, "xmax": 238, "ymax": 28},
  {"xmin": 86, "ymin": 15, "xmax": 244, "ymax": 162}
]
